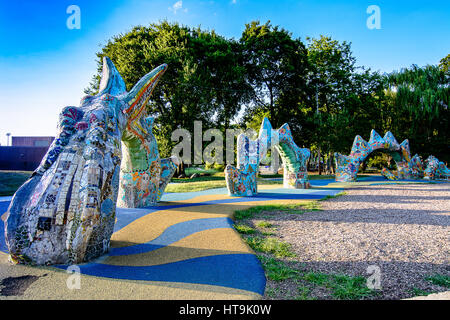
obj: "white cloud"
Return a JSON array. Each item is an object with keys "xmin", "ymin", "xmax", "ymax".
[
  {"xmin": 231, "ymin": 0, "xmax": 237, "ymax": 4},
  {"xmin": 169, "ymin": 1, "xmax": 184, "ymax": 14}
]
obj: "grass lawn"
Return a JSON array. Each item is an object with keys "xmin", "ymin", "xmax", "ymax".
[
  {"xmin": 167, "ymin": 166, "xmax": 227, "ymax": 192},
  {"xmin": 234, "ymin": 203, "xmax": 321, "ymax": 220},
  {"xmin": 165, "ymin": 180, "xmax": 227, "ymax": 193},
  {"xmin": 0, "ymin": 170, "xmax": 32, "ymax": 196},
  {"xmin": 259, "ymin": 173, "xmax": 336, "ymax": 180}
]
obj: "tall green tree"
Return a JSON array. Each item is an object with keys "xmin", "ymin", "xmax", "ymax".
[
  {"xmin": 439, "ymin": 54, "xmax": 450, "ymax": 72},
  {"xmin": 302, "ymin": 36, "xmax": 356, "ymax": 171},
  {"xmin": 86, "ymin": 21, "xmax": 250, "ymax": 163},
  {"xmin": 387, "ymin": 64, "xmax": 449, "ymax": 161},
  {"xmin": 239, "ymin": 21, "xmax": 309, "ymax": 130}
]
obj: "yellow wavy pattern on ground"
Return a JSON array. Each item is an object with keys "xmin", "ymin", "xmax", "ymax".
[{"xmin": 105, "ymin": 228, "xmax": 252, "ymax": 266}]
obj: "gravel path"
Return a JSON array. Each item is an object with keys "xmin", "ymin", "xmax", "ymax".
[{"xmin": 265, "ymin": 183, "xmax": 450, "ymax": 299}]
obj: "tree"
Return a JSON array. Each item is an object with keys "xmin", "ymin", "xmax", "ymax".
[
  {"xmin": 303, "ymin": 36, "xmax": 356, "ymax": 173},
  {"xmin": 439, "ymin": 54, "xmax": 450, "ymax": 72},
  {"xmin": 387, "ymin": 64, "xmax": 449, "ymax": 161},
  {"xmin": 86, "ymin": 21, "xmax": 251, "ymax": 169},
  {"xmin": 239, "ymin": 21, "xmax": 309, "ymax": 130}
]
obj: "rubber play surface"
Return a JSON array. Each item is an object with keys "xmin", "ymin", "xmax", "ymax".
[{"xmin": 0, "ymin": 176, "xmax": 441, "ymax": 299}]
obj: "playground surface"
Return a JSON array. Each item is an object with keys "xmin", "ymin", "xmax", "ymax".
[{"xmin": 0, "ymin": 176, "xmax": 447, "ymax": 299}]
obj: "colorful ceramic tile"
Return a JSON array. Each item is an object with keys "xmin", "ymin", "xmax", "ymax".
[
  {"xmin": 225, "ymin": 118, "xmax": 311, "ymax": 195},
  {"xmin": 4, "ymin": 57, "xmax": 170, "ymax": 265},
  {"xmin": 424, "ymin": 155, "xmax": 449, "ymax": 180},
  {"xmin": 368, "ymin": 129, "xmax": 386, "ymax": 151},
  {"xmin": 335, "ymin": 130, "xmax": 417, "ymax": 182},
  {"xmin": 275, "ymin": 123, "xmax": 311, "ymax": 189},
  {"xmin": 118, "ymin": 116, "xmax": 179, "ymax": 208},
  {"xmin": 381, "ymin": 167, "xmax": 398, "ymax": 180},
  {"xmin": 225, "ymin": 118, "xmax": 271, "ymax": 196}
]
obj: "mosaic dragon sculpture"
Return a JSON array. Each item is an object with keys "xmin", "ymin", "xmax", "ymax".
[
  {"xmin": 380, "ymin": 153, "xmax": 425, "ymax": 181},
  {"xmin": 275, "ymin": 123, "xmax": 311, "ymax": 189},
  {"xmin": 4, "ymin": 57, "xmax": 177, "ymax": 265},
  {"xmin": 118, "ymin": 115, "xmax": 179, "ymax": 208},
  {"xmin": 225, "ymin": 118, "xmax": 272, "ymax": 196},
  {"xmin": 334, "ymin": 129, "xmax": 414, "ymax": 182},
  {"xmin": 225, "ymin": 118, "xmax": 311, "ymax": 196},
  {"xmin": 424, "ymin": 155, "xmax": 450, "ymax": 180}
]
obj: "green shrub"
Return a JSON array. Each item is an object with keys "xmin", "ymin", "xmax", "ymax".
[
  {"xmin": 302, "ymin": 272, "xmax": 375, "ymax": 300},
  {"xmin": 426, "ymin": 274, "xmax": 450, "ymax": 288},
  {"xmin": 259, "ymin": 256, "xmax": 299, "ymax": 281},
  {"xmin": 246, "ymin": 237, "xmax": 296, "ymax": 258},
  {"xmin": 234, "ymin": 224, "xmax": 255, "ymax": 234},
  {"xmin": 213, "ymin": 163, "xmax": 225, "ymax": 171},
  {"xmin": 256, "ymin": 221, "xmax": 273, "ymax": 228}
]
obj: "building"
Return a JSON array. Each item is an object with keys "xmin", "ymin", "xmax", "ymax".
[
  {"xmin": 0, "ymin": 136, "xmax": 54, "ymax": 171},
  {"xmin": 12, "ymin": 136, "xmax": 54, "ymax": 147}
]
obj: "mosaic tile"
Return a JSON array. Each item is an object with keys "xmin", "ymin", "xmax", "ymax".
[{"xmin": 4, "ymin": 57, "xmax": 170, "ymax": 265}]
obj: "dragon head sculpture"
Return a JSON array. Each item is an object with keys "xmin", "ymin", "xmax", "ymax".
[{"xmin": 4, "ymin": 57, "xmax": 167, "ymax": 265}]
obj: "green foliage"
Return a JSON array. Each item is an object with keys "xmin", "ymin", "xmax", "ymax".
[
  {"xmin": 440, "ymin": 54, "xmax": 450, "ymax": 72},
  {"xmin": 164, "ymin": 180, "xmax": 226, "ymax": 192},
  {"xmin": 318, "ymin": 192, "xmax": 346, "ymax": 201},
  {"xmin": 184, "ymin": 166, "xmax": 219, "ymax": 176},
  {"xmin": 386, "ymin": 64, "xmax": 449, "ymax": 161},
  {"xmin": 303, "ymin": 36, "xmax": 390, "ymax": 156},
  {"xmin": 240, "ymin": 21, "xmax": 309, "ymax": 130},
  {"xmin": 213, "ymin": 163, "xmax": 225, "ymax": 171},
  {"xmin": 295, "ymin": 286, "xmax": 315, "ymax": 300},
  {"xmin": 246, "ymin": 236, "xmax": 296, "ymax": 258},
  {"xmin": 364, "ymin": 153, "xmax": 391, "ymax": 170},
  {"xmin": 87, "ymin": 21, "xmax": 251, "ymax": 159},
  {"xmin": 410, "ymin": 287, "xmax": 434, "ymax": 297},
  {"xmin": 233, "ymin": 203, "xmax": 315, "ymax": 220},
  {"xmin": 426, "ymin": 274, "xmax": 450, "ymax": 288},
  {"xmin": 302, "ymin": 272, "xmax": 375, "ymax": 300},
  {"xmin": 298, "ymin": 201, "xmax": 322, "ymax": 211},
  {"xmin": 234, "ymin": 224, "xmax": 256, "ymax": 234},
  {"xmin": 259, "ymin": 256, "xmax": 299, "ymax": 281},
  {"xmin": 204, "ymin": 162, "xmax": 215, "ymax": 170},
  {"xmin": 256, "ymin": 221, "xmax": 273, "ymax": 228},
  {"xmin": 388, "ymin": 64, "xmax": 448, "ymax": 119}
]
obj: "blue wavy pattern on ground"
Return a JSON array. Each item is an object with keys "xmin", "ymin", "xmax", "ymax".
[
  {"xmin": 0, "ymin": 219, "xmax": 6, "ymax": 253},
  {"xmin": 55, "ymin": 253, "xmax": 266, "ymax": 295},
  {"xmin": 114, "ymin": 207, "xmax": 160, "ymax": 232},
  {"xmin": 109, "ymin": 217, "xmax": 234, "ymax": 256},
  {"xmin": 0, "ymin": 201, "xmax": 10, "ymax": 253}
]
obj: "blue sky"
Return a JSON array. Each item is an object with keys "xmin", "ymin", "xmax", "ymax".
[{"xmin": 0, "ymin": 0, "xmax": 449, "ymax": 145}]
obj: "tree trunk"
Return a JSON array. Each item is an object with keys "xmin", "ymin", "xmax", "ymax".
[
  {"xmin": 318, "ymin": 146, "xmax": 322, "ymax": 175},
  {"xmin": 175, "ymin": 161, "xmax": 186, "ymax": 178},
  {"xmin": 330, "ymin": 153, "xmax": 335, "ymax": 174}
]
